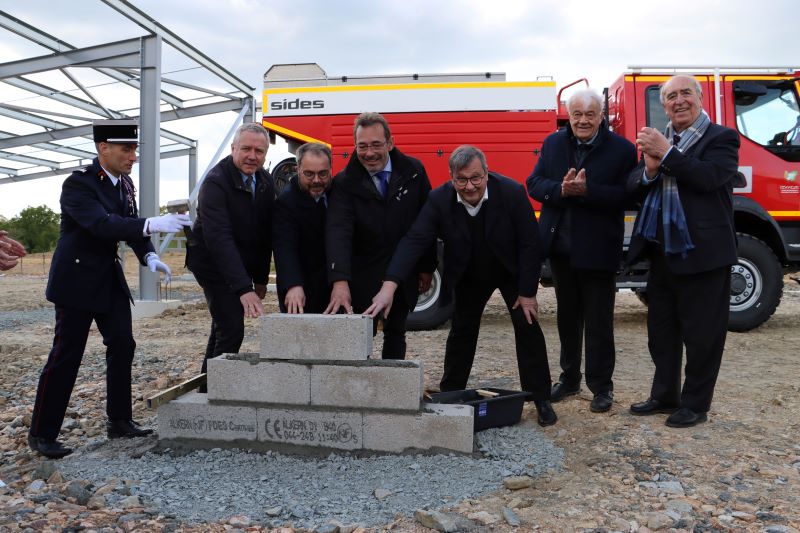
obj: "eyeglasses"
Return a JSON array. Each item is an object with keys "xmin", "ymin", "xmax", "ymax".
[
  {"xmin": 355, "ymin": 141, "xmax": 387, "ymax": 152},
  {"xmin": 453, "ymin": 174, "xmax": 486, "ymax": 187},
  {"xmin": 300, "ymin": 169, "xmax": 330, "ymax": 180}
]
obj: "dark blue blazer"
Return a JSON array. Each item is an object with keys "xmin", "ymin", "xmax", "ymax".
[
  {"xmin": 273, "ymin": 178, "xmax": 331, "ymax": 313},
  {"xmin": 46, "ymin": 158, "xmax": 154, "ymax": 313},
  {"xmin": 386, "ymin": 172, "xmax": 543, "ymax": 298},
  {"xmin": 627, "ymin": 123, "xmax": 740, "ymax": 275},
  {"xmin": 527, "ymin": 122, "xmax": 637, "ymax": 272}
]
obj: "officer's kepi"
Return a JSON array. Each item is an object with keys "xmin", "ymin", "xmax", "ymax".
[{"xmin": 92, "ymin": 119, "xmax": 138, "ymax": 144}]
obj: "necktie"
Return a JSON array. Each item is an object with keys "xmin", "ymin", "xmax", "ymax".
[
  {"xmin": 114, "ymin": 180, "xmax": 123, "ymax": 203},
  {"xmin": 673, "ymin": 134, "xmax": 681, "ymax": 146},
  {"xmin": 245, "ymin": 175, "xmax": 255, "ymax": 202},
  {"xmin": 376, "ymin": 170, "xmax": 390, "ymax": 198}
]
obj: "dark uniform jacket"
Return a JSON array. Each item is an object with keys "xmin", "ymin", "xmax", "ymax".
[
  {"xmin": 627, "ymin": 123, "xmax": 740, "ymax": 275},
  {"xmin": 326, "ymin": 147, "xmax": 436, "ymax": 311},
  {"xmin": 46, "ymin": 158, "xmax": 154, "ymax": 313},
  {"xmin": 386, "ymin": 173, "xmax": 543, "ymax": 298},
  {"xmin": 527, "ymin": 121, "xmax": 637, "ymax": 272},
  {"xmin": 186, "ymin": 155, "xmax": 274, "ymax": 295},
  {"xmin": 273, "ymin": 178, "xmax": 331, "ymax": 313}
]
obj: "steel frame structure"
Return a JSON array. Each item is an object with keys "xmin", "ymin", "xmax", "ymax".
[{"xmin": 0, "ymin": 1, "xmax": 256, "ymax": 300}]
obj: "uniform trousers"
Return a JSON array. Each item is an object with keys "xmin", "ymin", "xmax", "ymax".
[
  {"xmin": 550, "ymin": 254, "xmax": 616, "ymax": 394},
  {"xmin": 31, "ymin": 286, "xmax": 135, "ymax": 440},
  {"xmin": 646, "ymin": 250, "xmax": 731, "ymax": 412},
  {"xmin": 441, "ymin": 276, "xmax": 552, "ymax": 400}
]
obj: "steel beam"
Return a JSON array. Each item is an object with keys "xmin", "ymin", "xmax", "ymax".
[
  {"xmin": 2, "ymin": 76, "xmax": 122, "ymax": 118},
  {"xmin": 138, "ymin": 35, "xmax": 161, "ymax": 301},
  {"xmin": 0, "ymin": 99, "xmax": 247, "ymax": 150},
  {"xmin": 0, "ymin": 38, "xmax": 143, "ymax": 79},
  {"xmin": 0, "ymin": 10, "xmax": 185, "ymax": 107},
  {"xmin": 102, "ymin": 0, "xmax": 253, "ymax": 95},
  {"xmin": 0, "ymin": 148, "xmax": 192, "ymax": 185},
  {"xmin": 0, "ymin": 150, "xmax": 59, "ymax": 168}
]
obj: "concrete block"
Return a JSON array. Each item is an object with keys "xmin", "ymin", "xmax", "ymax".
[
  {"xmin": 363, "ymin": 403, "xmax": 474, "ymax": 454},
  {"xmin": 260, "ymin": 313, "xmax": 372, "ymax": 360},
  {"xmin": 157, "ymin": 392, "xmax": 258, "ymax": 441},
  {"xmin": 207, "ymin": 354, "xmax": 310, "ymax": 404},
  {"xmin": 311, "ymin": 360, "xmax": 423, "ymax": 411},
  {"xmin": 256, "ymin": 408, "xmax": 363, "ymax": 451}
]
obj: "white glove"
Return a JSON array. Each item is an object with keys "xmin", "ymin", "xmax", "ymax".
[
  {"xmin": 146, "ymin": 254, "xmax": 172, "ymax": 284},
  {"xmin": 145, "ymin": 213, "xmax": 191, "ymax": 234}
]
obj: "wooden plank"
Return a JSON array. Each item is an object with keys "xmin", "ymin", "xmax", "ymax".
[
  {"xmin": 146, "ymin": 374, "xmax": 206, "ymax": 409},
  {"xmin": 476, "ymin": 388, "xmax": 500, "ymax": 398}
]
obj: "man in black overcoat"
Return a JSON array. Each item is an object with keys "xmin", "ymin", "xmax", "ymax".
[
  {"xmin": 186, "ymin": 123, "xmax": 274, "ymax": 381},
  {"xmin": 366, "ymin": 145, "xmax": 557, "ymax": 426},
  {"xmin": 325, "ymin": 112, "xmax": 436, "ymax": 359},
  {"xmin": 273, "ymin": 142, "xmax": 333, "ymax": 313},
  {"xmin": 627, "ymin": 75, "xmax": 740, "ymax": 427}
]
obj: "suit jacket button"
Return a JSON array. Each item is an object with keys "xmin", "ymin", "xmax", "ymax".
[
  {"xmin": 75, "ymin": 259, "xmax": 80, "ymax": 263},
  {"xmin": 550, "ymin": 227, "xmax": 555, "ymax": 233},
  {"xmin": 544, "ymin": 194, "xmax": 550, "ymax": 200}
]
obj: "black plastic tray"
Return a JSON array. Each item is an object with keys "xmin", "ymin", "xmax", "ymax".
[{"xmin": 428, "ymin": 388, "xmax": 531, "ymax": 432}]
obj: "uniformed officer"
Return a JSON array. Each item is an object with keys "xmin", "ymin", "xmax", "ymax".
[{"xmin": 28, "ymin": 119, "xmax": 191, "ymax": 458}]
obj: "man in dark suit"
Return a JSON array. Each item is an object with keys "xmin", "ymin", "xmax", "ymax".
[
  {"xmin": 273, "ymin": 142, "xmax": 333, "ymax": 313},
  {"xmin": 366, "ymin": 145, "xmax": 557, "ymax": 426},
  {"xmin": 627, "ymin": 75, "xmax": 740, "ymax": 428},
  {"xmin": 527, "ymin": 89, "xmax": 637, "ymax": 413},
  {"xmin": 186, "ymin": 123, "xmax": 274, "ymax": 382},
  {"xmin": 325, "ymin": 112, "xmax": 436, "ymax": 359},
  {"xmin": 29, "ymin": 119, "xmax": 191, "ymax": 458}
]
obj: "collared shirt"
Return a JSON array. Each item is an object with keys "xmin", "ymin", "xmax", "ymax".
[
  {"xmin": 100, "ymin": 165, "xmax": 120, "ymax": 186},
  {"xmin": 456, "ymin": 186, "xmax": 489, "ymax": 217},
  {"xmin": 240, "ymin": 172, "xmax": 256, "ymax": 194},
  {"xmin": 369, "ymin": 160, "xmax": 393, "ymax": 191}
]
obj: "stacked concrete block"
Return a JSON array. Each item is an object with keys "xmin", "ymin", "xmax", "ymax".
[{"xmin": 158, "ymin": 313, "xmax": 474, "ymax": 454}]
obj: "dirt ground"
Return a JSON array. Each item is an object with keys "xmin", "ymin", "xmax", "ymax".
[{"xmin": 0, "ymin": 251, "xmax": 798, "ymax": 532}]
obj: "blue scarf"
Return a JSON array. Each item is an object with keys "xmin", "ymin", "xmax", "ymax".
[{"xmin": 633, "ymin": 111, "xmax": 711, "ymax": 257}]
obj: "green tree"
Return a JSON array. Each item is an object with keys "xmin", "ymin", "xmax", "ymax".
[{"xmin": 10, "ymin": 205, "xmax": 60, "ymax": 253}]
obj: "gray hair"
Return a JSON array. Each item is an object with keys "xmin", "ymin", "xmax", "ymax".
[
  {"xmin": 353, "ymin": 112, "xmax": 391, "ymax": 142},
  {"xmin": 296, "ymin": 142, "xmax": 332, "ymax": 167},
  {"xmin": 660, "ymin": 75, "xmax": 703, "ymax": 105},
  {"xmin": 232, "ymin": 122, "xmax": 270, "ymax": 145},
  {"xmin": 567, "ymin": 89, "xmax": 603, "ymax": 113},
  {"xmin": 449, "ymin": 145, "xmax": 487, "ymax": 175}
]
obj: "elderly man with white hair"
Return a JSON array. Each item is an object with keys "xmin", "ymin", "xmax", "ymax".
[{"xmin": 527, "ymin": 88, "xmax": 637, "ymax": 414}]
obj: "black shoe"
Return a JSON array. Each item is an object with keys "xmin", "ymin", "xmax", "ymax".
[
  {"xmin": 534, "ymin": 400, "xmax": 558, "ymax": 427},
  {"xmin": 665, "ymin": 408, "xmax": 707, "ymax": 428},
  {"xmin": 28, "ymin": 434, "xmax": 72, "ymax": 459},
  {"xmin": 590, "ymin": 391, "xmax": 614, "ymax": 413},
  {"xmin": 629, "ymin": 398, "xmax": 679, "ymax": 415},
  {"xmin": 550, "ymin": 382, "xmax": 580, "ymax": 402},
  {"xmin": 107, "ymin": 419, "xmax": 154, "ymax": 439}
]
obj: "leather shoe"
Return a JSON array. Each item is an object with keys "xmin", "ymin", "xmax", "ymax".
[
  {"xmin": 533, "ymin": 400, "xmax": 558, "ymax": 427},
  {"xmin": 107, "ymin": 419, "xmax": 154, "ymax": 439},
  {"xmin": 665, "ymin": 407, "xmax": 707, "ymax": 428},
  {"xmin": 28, "ymin": 434, "xmax": 72, "ymax": 459},
  {"xmin": 550, "ymin": 382, "xmax": 580, "ymax": 402},
  {"xmin": 590, "ymin": 391, "xmax": 614, "ymax": 413},
  {"xmin": 630, "ymin": 398, "xmax": 678, "ymax": 415}
]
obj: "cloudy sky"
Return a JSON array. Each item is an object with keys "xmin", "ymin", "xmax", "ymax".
[{"xmin": 0, "ymin": 0, "xmax": 796, "ymax": 217}]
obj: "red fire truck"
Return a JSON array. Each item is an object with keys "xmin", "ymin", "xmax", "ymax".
[{"xmin": 262, "ymin": 63, "xmax": 800, "ymax": 332}]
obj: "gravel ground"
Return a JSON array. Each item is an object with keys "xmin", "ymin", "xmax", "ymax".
[{"xmin": 50, "ymin": 424, "xmax": 563, "ymax": 529}]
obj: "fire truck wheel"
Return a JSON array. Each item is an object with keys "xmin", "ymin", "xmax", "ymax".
[
  {"xmin": 407, "ymin": 268, "xmax": 453, "ymax": 331},
  {"xmin": 728, "ymin": 234, "xmax": 783, "ymax": 332},
  {"xmin": 272, "ymin": 158, "xmax": 297, "ymax": 196}
]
